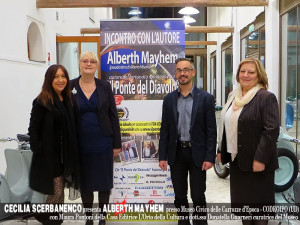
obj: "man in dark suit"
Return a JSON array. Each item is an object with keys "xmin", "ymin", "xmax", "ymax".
[{"xmin": 159, "ymin": 58, "xmax": 217, "ymax": 225}]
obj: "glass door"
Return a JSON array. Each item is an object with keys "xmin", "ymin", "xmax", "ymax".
[
  {"xmin": 222, "ymin": 46, "xmax": 233, "ymax": 104},
  {"xmin": 210, "ymin": 55, "xmax": 216, "ymax": 98},
  {"xmin": 281, "ymin": 6, "xmax": 299, "ymax": 152}
]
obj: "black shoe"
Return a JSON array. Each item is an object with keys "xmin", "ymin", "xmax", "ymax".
[
  {"xmin": 98, "ymin": 219, "xmax": 106, "ymax": 225},
  {"xmin": 192, "ymin": 220, "xmax": 207, "ymax": 225},
  {"xmin": 178, "ymin": 220, "xmax": 191, "ymax": 225},
  {"xmin": 85, "ymin": 220, "xmax": 94, "ymax": 225}
]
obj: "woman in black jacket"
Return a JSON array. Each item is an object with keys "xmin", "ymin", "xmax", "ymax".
[
  {"xmin": 217, "ymin": 58, "xmax": 279, "ymax": 225},
  {"xmin": 29, "ymin": 64, "xmax": 80, "ymax": 223}
]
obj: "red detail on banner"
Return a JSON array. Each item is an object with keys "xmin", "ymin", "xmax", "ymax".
[
  {"xmin": 114, "ymin": 95, "xmax": 123, "ymax": 106},
  {"xmin": 148, "ymin": 200, "xmax": 155, "ymax": 204},
  {"xmin": 114, "ymin": 196, "xmax": 127, "ymax": 216}
]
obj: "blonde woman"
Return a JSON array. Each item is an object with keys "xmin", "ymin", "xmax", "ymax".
[
  {"xmin": 217, "ymin": 58, "xmax": 279, "ymax": 225},
  {"xmin": 71, "ymin": 51, "xmax": 121, "ymax": 225}
]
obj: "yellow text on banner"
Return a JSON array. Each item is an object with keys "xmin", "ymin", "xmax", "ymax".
[{"xmin": 120, "ymin": 121, "xmax": 161, "ymax": 133}]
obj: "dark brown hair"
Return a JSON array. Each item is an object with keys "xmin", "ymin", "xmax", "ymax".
[
  {"xmin": 175, "ymin": 58, "xmax": 195, "ymax": 69},
  {"xmin": 37, "ymin": 64, "xmax": 72, "ymax": 106}
]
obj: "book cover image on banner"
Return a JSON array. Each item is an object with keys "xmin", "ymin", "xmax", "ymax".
[{"xmin": 100, "ymin": 19, "xmax": 185, "ymax": 204}]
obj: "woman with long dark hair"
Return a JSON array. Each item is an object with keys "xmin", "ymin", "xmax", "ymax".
[{"xmin": 29, "ymin": 64, "xmax": 80, "ymax": 224}]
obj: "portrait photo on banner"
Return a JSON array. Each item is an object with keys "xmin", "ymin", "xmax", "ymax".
[
  {"xmin": 117, "ymin": 140, "xmax": 140, "ymax": 164},
  {"xmin": 142, "ymin": 140, "xmax": 159, "ymax": 161}
]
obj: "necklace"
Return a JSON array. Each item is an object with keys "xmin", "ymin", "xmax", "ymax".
[{"xmin": 79, "ymin": 78, "xmax": 96, "ymax": 93}]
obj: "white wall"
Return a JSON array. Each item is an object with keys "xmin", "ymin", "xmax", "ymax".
[{"xmin": 0, "ymin": 0, "xmax": 111, "ymax": 174}]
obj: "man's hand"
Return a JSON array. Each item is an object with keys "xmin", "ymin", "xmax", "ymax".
[
  {"xmin": 253, "ymin": 160, "xmax": 265, "ymax": 172},
  {"xmin": 202, "ymin": 161, "xmax": 214, "ymax": 171},
  {"xmin": 159, "ymin": 160, "xmax": 167, "ymax": 171},
  {"xmin": 113, "ymin": 148, "xmax": 121, "ymax": 157}
]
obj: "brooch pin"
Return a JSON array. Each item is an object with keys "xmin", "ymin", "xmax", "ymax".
[{"xmin": 71, "ymin": 87, "xmax": 77, "ymax": 95}]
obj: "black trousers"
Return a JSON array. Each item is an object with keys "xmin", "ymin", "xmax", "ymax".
[{"xmin": 170, "ymin": 146, "xmax": 207, "ymax": 224}]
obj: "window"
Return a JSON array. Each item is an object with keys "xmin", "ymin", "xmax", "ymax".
[
  {"xmin": 222, "ymin": 47, "xmax": 233, "ymax": 103},
  {"xmin": 240, "ymin": 12, "xmax": 265, "ymax": 66},
  {"xmin": 221, "ymin": 37, "xmax": 233, "ymax": 104},
  {"xmin": 210, "ymin": 53, "xmax": 216, "ymax": 98},
  {"xmin": 281, "ymin": 5, "xmax": 300, "ymax": 145},
  {"xmin": 241, "ymin": 27, "xmax": 265, "ymax": 66}
]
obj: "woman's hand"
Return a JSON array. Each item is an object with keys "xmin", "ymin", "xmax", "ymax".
[
  {"xmin": 216, "ymin": 153, "xmax": 222, "ymax": 162},
  {"xmin": 113, "ymin": 148, "xmax": 121, "ymax": 157},
  {"xmin": 253, "ymin": 160, "xmax": 265, "ymax": 172}
]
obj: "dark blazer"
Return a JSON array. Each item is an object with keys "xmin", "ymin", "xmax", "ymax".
[
  {"xmin": 159, "ymin": 86, "xmax": 217, "ymax": 167},
  {"xmin": 220, "ymin": 89, "xmax": 279, "ymax": 171},
  {"xmin": 70, "ymin": 77, "xmax": 121, "ymax": 149}
]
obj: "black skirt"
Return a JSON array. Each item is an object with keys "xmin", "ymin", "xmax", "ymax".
[
  {"xmin": 80, "ymin": 149, "xmax": 114, "ymax": 192},
  {"xmin": 230, "ymin": 160, "xmax": 275, "ymax": 217}
]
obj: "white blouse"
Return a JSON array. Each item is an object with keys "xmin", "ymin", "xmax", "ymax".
[{"xmin": 224, "ymin": 104, "xmax": 243, "ymax": 161}]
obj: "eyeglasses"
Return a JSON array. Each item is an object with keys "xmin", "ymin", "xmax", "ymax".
[
  {"xmin": 81, "ymin": 59, "xmax": 97, "ymax": 65},
  {"xmin": 175, "ymin": 68, "xmax": 194, "ymax": 74}
]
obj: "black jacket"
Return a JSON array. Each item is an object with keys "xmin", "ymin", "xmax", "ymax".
[
  {"xmin": 220, "ymin": 89, "xmax": 279, "ymax": 171},
  {"xmin": 29, "ymin": 95, "xmax": 80, "ymax": 195},
  {"xmin": 159, "ymin": 87, "xmax": 217, "ymax": 167}
]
